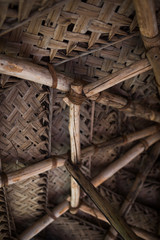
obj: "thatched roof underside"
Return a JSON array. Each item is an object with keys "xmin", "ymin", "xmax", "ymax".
[{"xmin": 0, "ymin": 0, "xmax": 160, "ymax": 240}]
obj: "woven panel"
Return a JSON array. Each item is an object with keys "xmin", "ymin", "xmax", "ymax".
[
  {"xmin": 43, "ymin": 212, "xmax": 106, "ymax": 240},
  {"xmin": 0, "ymin": 0, "xmax": 138, "ymax": 62},
  {"xmin": 85, "ymin": 185, "xmax": 159, "ymax": 233},
  {"xmin": 0, "ymin": 187, "xmax": 13, "ymax": 240},
  {"xmin": 0, "ymin": 80, "xmax": 49, "ymax": 233},
  {"xmin": 0, "ymin": 80, "xmax": 49, "ymax": 163}
]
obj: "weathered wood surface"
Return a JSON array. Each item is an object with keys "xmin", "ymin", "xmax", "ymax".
[
  {"xmin": 133, "ymin": 0, "xmax": 158, "ymax": 38},
  {"xmin": 0, "ymin": 54, "xmax": 73, "ymax": 92},
  {"xmin": 0, "ymin": 156, "xmax": 66, "ymax": 187},
  {"xmin": 92, "ymin": 132, "xmax": 160, "ymax": 187},
  {"xmin": 65, "ymin": 161, "xmax": 141, "ymax": 240},
  {"xmin": 19, "ymin": 200, "xmax": 69, "ymax": 240},
  {"xmin": 83, "ymin": 59, "xmax": 151, "ymax": 97},
  {"xmin": 96, "ymin": 92, "xmax": 160, "ymax": 123},
  {"xmin": 67, "ymin": 82, "xmax": 83, "ymax": 212},
  {"xmin": 0, "ymin": 125, "xmax": 157, "ymax": 188},
  {"xmin": 105, "ymin": 142, "xmax": 160, "ymax": 240},
  {"xmin": 133, "ymin": 0, "xmax": 160, "ymax": 92}
]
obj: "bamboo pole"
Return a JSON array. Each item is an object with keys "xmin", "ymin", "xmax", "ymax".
[
  {"xmin": 65, "ymin": 161, "xmax": 141, "ymax": 240},
  {"xmin": 0, "ymin": 156, "xmax": 65, "ymax": 187},
  {"xmin": 79, "ymin": 204, "xmax": 160, "ymax": 240},
  {"xmin": 19, "ymin": 200, "xmax": 69, "ymax": 240},
  {"xmin": 104, "ymin": 142, "xmax": 160, "ymax": 240},
  {"xmin": 64, "ymin": 82, "xmax": 83, "ymax": 213},
  {"xmin": 133, "ymin": 0, "xmax": 160, "ymax": 92},
  {"xmin": 0, "ymin": 125, "xmax": 158, "ymax": 188},
  {"xmin": 0, "ymin": 54, "xmax": 73, "ymax": 92},
  {"xmin": 133, "ymin": 0, "xmax": 158, "ymax": 38},
  {"xmin": 95, "ymin": 91, "xmax": 160, "ymax": 123},
  {"xmin": 92, "ymin": 132, "xmax": 160, "ymax": 188},
  {"xmin": 83, "ymin": 59, "xmax": 151, "ymax": 98}
]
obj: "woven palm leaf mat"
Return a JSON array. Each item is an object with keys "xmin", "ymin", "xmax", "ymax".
[
  {"xmin": 0, "ymin": 0, "xmax": 160, "ymax": 239},
  {"xmin": 0, "ymin": 80, "xmax": 49, "ymax": 237}
]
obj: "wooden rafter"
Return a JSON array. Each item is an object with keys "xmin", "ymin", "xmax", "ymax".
[
  {"xmin": 104, "ymin": 141, "xmax": 160, "ymax": 240},
  {"xmin": 65, "ymin": 161, "xmax": 141, "ymax": 240},
  {"xmin": 133, "ymin": 0, "xmax": 160, "ymax": 93}
]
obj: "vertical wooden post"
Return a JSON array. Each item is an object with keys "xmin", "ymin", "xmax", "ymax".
[
  {"xmin": 133, "ymin": 0, "xmax": 160, "ymax": 93},
  {"xmin": 64, "ymin": 82, "xmax": 83, "ymax": 213}
]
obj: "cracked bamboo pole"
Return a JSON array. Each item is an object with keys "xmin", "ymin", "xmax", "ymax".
[
  {"xmin": 91, "ymin": 132, "xmax": 160, "ymax": 188},
  {"xmin": 65, "ymin": 161, "xmax": 141, "ymax": 240},
  {"xmin": 64, "ymin": 82, "xmax": 83, "ymax": 213},
  {"xmin": 83, "ymin": 59, "xmax": 151, "ymax": 98},
  {"xmin": 104, "ymin": 142, "xmax": 160, "ymax": 240},
  {"xmin": 19, "ymin": 200, "xmax": 69, "ymax": 240},
  {"xmin": 94, "ymin": 91, "xmax": 160, "ymax": 123}
]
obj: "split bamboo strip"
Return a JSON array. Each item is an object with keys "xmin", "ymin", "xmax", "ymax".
[
  {"xmin": 65, "ymin": 161, "xmax": 141, "ymax": 240},
  {"xmin": 19, "ymin": 200, "xmax": 69, "ymax": 240},
  {"xmin": 0, "ymin": 54, "xmax": 73, "ymax": 92},
  {"xmin": 79, "ymin": 204, "xmax": 160, "ymax": 240},
  {"xmin": 83, "ymin": 59, "xmax": 151, "ymax": 98},
  {"xmin": 67, "ymin": 82, "xmax": 83, "ymax": 213},
  {"xmin": 92, "ymin": 132, "xmax": 160, "ymax": 188},
  {"xmin": 0, "ymin": 125, "xmax": 158, "ymax": 188},
  {"xmin": 95, "ymin": 92, "xmax": 160, "ymax": 123},
  {"xmin": 104, "ymin": 142, "xmax": 160, "ymax": 240},
  {"xmin": 0, "ymin": 156, "xmax": 65, "ymax": 187}
]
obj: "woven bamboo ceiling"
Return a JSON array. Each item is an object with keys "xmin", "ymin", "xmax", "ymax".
[{"xmin": 0, "ymin": 0, "xmax": 160, "ymax": 240}]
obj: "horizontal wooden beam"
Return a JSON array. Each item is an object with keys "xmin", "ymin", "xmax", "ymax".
[
  {"xmin": 83, "ymin": 59, "xmax": 152, "ymax": 98},
  {"xmin": 0, "ymin": 54, "xmax": 73, "ymax": 92},
  {"xmin": 65, "ymin": 161, "xmax": 141, "ymax": 240},
  {"xmin": 92, "ymin": 132, "xmax": 160, "ymax": 187},
  {"xmin": 19, "ymin": 200, "xmax": 69, "ymax": 240},
  {"xmin": 0, "ymin": 125, "xmax": 158, "ymax": 188},
  {"xmin": 96, "ymin": 91, "xmax": 160, "ymax": 123},
  {"xmin": 0, "ymin": 156, "xmax": 66, "ymax": 187}
]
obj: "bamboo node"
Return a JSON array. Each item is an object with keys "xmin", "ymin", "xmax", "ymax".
[
  {"xmin": 48, "ymin": 63, "xmax": 58, "ymax": 89},
  {"xmin": 140, "ymin": 139, "xmax": 149, "ymax": 151},
  {"xmin": 67, "ymin": 89, "xmax": 86, "ymax": 105},
  {"xmin": 0, "ymin": 172, "xmax": 8, "ymax": 187},
  {"xmin": 69, "ymin": 201, "xmax": 81, "ymax": 214}
]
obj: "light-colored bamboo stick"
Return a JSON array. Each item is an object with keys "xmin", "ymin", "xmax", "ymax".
[
  {"xmin": 83, "ymin": 59, "xmax": 151, "ymax": 98},
  {"xmin": 64, "ymin": 82, "xmax": 83, "ymax": 213},
  {"xmin": 92, "ymin": 132, "xmax": 160, "ymax": 188},
  {"xmin": 104, "ymin": 142, "xmax": 160, "ymax": 240},
  {"xmin": 0, "ymin": 156, "xmax": 65, "ymax": 187},
  {"xmin": 65, "ymin": 161, "xmax": 141, "ymax": 240},
  {"xmin": 95, "ymin": 92, "xmax": 160, "ymax": 123},
  {"xmin": 0, "ymin": 54, "xmax": 73, "ymax": 92},
  {"xmin": 19, "ymin": 200, "xmax": 69, "ymax": 240}
]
